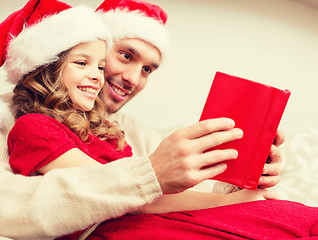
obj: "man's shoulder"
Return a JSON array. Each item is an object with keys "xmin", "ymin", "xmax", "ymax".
[
  {"xmin": 107, "ymin": 111, "xmax": 134, "ymax": 122},
  {"xmin": 0, "ymin": 92, "xmax": 13, "ymax": 102},
  {"xmin": 0, "ymin": 92, "xmax": 14, "ymax": 126}
]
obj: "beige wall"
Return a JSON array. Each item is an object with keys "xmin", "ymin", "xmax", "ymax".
[{"xmin": 1, "ymin": 0, "xmax": 318, "ymax": 131}]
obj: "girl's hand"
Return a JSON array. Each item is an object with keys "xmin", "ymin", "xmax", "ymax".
[{"xmin": 224, "ymin": 188, "xmax": 278, "ymax": 206}]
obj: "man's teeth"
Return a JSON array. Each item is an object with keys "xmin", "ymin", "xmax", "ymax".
[
  {"xmin": 78, "ymin": 87, "xmax": 97, "ymax": 94},
  {"xmin": 111, "ymin": 84, "xmax": 126, "ymax": 96}
]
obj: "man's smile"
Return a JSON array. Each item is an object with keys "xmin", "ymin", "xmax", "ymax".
[{"xmin": 107, "ymin": 81, "xmax": 130, "ymax": 101}]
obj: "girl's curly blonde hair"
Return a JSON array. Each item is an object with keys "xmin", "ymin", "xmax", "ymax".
[{"xmin": 12, "ymin": 49, "xmax": 126, "ymax": 150}]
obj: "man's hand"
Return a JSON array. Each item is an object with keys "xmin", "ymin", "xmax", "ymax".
[
  {"xmin": 149, "ymin": 118, "xmax": 243, "ymax": 194},
  {"xmin": 258, "ymin": 130, "xmax": 286, "ymax": 188}
]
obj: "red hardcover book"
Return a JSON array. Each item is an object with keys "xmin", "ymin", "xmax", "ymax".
[{"xmin": 199, "ymin": 72, "xmax": 291, "ymax": 189}]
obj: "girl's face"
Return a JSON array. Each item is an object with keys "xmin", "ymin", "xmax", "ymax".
[{"xmin": 61, "ymin": 39, "xmax": 106, "ymax": 111}]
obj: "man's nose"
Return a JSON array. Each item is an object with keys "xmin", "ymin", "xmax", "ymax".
[{"xmin": 122, "ymin": 65, "xmax": 141, "ymax": 87}]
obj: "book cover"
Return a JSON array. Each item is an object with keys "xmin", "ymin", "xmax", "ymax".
[{"xmin": 199, "ymin": 72, "xmax": 291, "ymax": 189}]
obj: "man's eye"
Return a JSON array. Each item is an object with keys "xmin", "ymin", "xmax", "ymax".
[
  {"xmin": 120, "ymin": 52, "xmax": 131, "ymax": 60},
  {"xmin": 143, "ymin": 66, "xmax": 151, "ymax": 73}
]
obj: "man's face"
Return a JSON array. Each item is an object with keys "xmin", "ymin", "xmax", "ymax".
[{"xmin": 100, "ymin": 38, "xmax": 161, "ymax": 113}]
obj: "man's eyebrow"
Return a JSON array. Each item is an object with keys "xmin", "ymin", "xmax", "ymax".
[
  {"xmin": 151, "ymin": 63, "xmax": 159, "ymax": 69},
  {"xmin": 127, "ymin": 47, "xmax": 159, "ymax": 69},
  {"xmin": 120, "ymin": 44, "xmax": 159, "ymax": 69},
  {"xmin": 127, "ymin": 47, "xmax": 139, "ymax": 57}
]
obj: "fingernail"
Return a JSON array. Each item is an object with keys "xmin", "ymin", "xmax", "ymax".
[
  {"xmin": 227, "ymin": 119, "xmax": 235, "ymax": 128},
  {"xmin": 235, "ymin": 129, "xmax": 243, "ymax": 138},
  {"xmin": 221, "ymin": 163, "xmax": 227, "ymax": 171},
  {"xmin": 232, "ymin": 150, "xmax": 238, "ymax": 158}
]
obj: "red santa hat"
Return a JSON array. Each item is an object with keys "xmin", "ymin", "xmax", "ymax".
[
  {"xmin": 0, "ymin": 0, "xmax": 112, "ymax": 84},
  {"xmin": 96, "ymin": 0, "xmax": 169, "ymax": 59}
]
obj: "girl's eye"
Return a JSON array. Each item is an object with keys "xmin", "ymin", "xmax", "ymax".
[
  {"xmin": 98, "ymin": 66, "xmax": 105, "ymax": 71},
  {"xmin": 75, "ymin": 61, "xmax": 86, "ymax": 66}
]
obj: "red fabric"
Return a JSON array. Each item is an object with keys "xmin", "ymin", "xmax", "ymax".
[
  {"xmin": 96, "ymin": 0, "xmax": 167, "ymax": 25},
  {"xmin": 8, "ymin": 114, "xmax": 132, "ymax": 176},
  {"xmin": 0, "ymin": 0, "xmax": 71, "ymax": 67},
  {"xmin": 87, "ymin": 200, "xmax": 318, "ymax": 240}
]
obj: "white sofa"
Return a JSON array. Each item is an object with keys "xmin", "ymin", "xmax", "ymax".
[{"xmin": 272, "ymin": 127, "xmax": 318, "ymax": 207}]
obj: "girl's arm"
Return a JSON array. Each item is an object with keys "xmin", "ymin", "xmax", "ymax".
[
  {"xmin": 38, "ymin": 131, "xmax": 277, "ymax": 214},
  {"xmin": 38, "ymin": 148, "xmax": 99, "ymax": 174},
  {"xmin": 134, "ymin": 188, "xmax": 277, "ymax": 214},
  {"xmin": 38, "ymin": 148, "xmax": 277, "ymax": 214}
]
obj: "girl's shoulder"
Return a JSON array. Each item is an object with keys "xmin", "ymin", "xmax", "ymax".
[
  {"xmin": 12, "ymin": 113, "xmax": 74, "ymax": 137},
  {"xmin": 15, "ymin": 113, "xmax": 68, "ymax": 130},
  {"xmin": 16, "ymin": 113, "xmax": 58, "ymax": 124}
]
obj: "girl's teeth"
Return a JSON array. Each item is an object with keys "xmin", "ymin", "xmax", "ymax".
[{"xmin": 79, "ymin": 87, "xmax": 97, "ymax": 94}]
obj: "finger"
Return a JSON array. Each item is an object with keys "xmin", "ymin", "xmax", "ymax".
[
  {"xmin": 262, "ymin": 190, "xmax": 278, "ymax": 200},
  {"xmin": 194, "ymin": 149, "xmax": 238, "ymax": 169},
  {"xmin": 196, "ymin": 162, "xmax": 228, "ymax": 182},
  {"xmin": 263, "ymin": 146, "xmax": 282, "ymax": 175},
  {"xmin": 268, "ymin": 145, "xmax": 282, "ymax": 164},
  {"xmin": 262, "ymin": 161, "xmax": 281, "ymax": 176},
  {"xmin": 181, "ymin": 118, "xmax": 235, "ymax": 140},
  {"xmin": 258, "ymin": 175, "xmax": 279, "ymax": 188},
  {"xmin": 273, "ymin": 130, "xmax": 286, "ymax": 147},
  {"xmin": 265, "ymin": 144, "xmax": 281, "ymax": 163},
  {"xmin": 193, "ymin": 128, "xmax": 243, "ymax": 153}
]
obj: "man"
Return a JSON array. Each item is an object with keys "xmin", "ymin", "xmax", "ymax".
[
  {"xmin": 0, "ymin": 0, "xmax": 284, "ymax": 239},
  {"xmin": 97, "ymin": 0, "xmax": 284, "ymax": 192}
]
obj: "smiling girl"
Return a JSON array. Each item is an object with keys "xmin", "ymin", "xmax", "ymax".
[{"xmin": 6, "ymin": 3, "xmax": 132, "ymax": 177}]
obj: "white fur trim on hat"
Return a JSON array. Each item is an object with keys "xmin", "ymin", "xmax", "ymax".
[
  {"xmin": 5, "ymin": 6, "xmax": 112, "ymax": 84},
  {"xmin": 97, "ymin": 9, "xmax": 169, "ymax": 59}
]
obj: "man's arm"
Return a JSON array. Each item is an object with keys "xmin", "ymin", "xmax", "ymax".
[
  {"xmin": 0, "ymin": 95, "xmax": 162, "ymax": 239},
  {"xmin": 0, "ymin": 157, "xmax": 162, "ymax": 239},
  {"xmin": 149, "ymin": 118, "xmax": 243, "ymax": 194},
  {"xmin": 114, "ymin": 112, "xmax": 285, "ymax": 192}
]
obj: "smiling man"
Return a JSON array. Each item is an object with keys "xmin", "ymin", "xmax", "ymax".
[
  {"xmin": 96, "ymin": 0, "xmax": 284, "ymax": 191},
  {"xmin": 96, "ymin": 0, "xmax": 169, "ymax": 114}
]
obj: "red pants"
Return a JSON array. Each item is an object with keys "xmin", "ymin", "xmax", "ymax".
[{"xmin": 88, "ymin": 200, "xmax": 318, "ymax": 240}]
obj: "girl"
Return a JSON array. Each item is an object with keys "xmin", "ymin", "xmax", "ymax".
[{"xmin": 5, "ymin": 2, "xmax": 132, "ymax": 177}]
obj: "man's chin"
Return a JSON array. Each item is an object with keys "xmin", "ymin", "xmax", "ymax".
[
  {"xmin": 106, "ymin": 103, "xmax": 125, "ymax": 114},
  {"xmin": 100, "ymin": 94, "xmax": 121, "ymax": 114}
]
